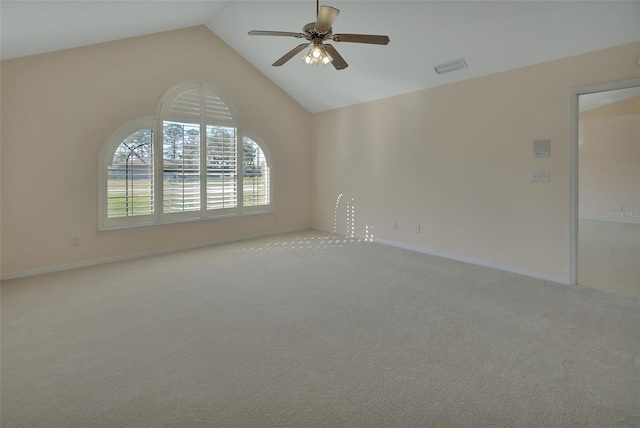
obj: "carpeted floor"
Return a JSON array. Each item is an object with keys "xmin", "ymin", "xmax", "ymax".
[{"xmin": 2, "ymin": 230, "xmax": 639, "ymax": 427}]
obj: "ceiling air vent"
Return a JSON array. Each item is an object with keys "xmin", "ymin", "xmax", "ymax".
[{"xmin": 434, "ymin": 58, "xmax": 468, "ymax": 74}]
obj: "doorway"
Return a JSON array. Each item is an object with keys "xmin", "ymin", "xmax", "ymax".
[{"xmin": 572, "ymin": 82, "xmax": 640, "ymax": 297}]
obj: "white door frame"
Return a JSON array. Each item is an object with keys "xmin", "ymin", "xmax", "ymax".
[{"xmin": 569, "ymin": 77, "xmax": 640, "ymax": 285}]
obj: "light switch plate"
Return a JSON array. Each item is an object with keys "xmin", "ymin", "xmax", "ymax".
[{"xmin": 531, "ymin": 170, "xmax": 550, "ymax": 182}]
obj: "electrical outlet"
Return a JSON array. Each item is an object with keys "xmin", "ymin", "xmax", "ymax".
[
  {"xmin": 392, "ymin": 221, "xmax": 397, "ymax": 230},
  {"xmin": 415, "ymin": 224, "xmax": 420, "ymax": 233},
  {"xmin": 531, "ymin": 170, "xmax": 550, "ymax": 182},
  {"xmin": 71, "ymin": 236, "xmax": 80, "ymax": 246}
]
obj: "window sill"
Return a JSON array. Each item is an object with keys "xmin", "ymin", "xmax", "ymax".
[{"xmin": 99, "ymin": 209, "xmax": 274, "ymax": 234}]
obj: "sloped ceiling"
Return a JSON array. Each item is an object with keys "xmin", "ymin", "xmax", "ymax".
[{"xmin": 2, "ymin": 1, "xmax": 640, "ymax": 113}]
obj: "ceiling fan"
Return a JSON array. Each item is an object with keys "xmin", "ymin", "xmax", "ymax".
[{"xmin": 248, "ymin": 0, "xmax": 390, "ymax": 70}]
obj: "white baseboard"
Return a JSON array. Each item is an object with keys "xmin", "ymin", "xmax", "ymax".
[
  {"xmin": 4, "ymin": 225, "xmax": 571, "ymax": 285},
  {"xmin": 1, "ymin": 226, "xmax": 311, "ymax": 281},
  {"xmin": 313, "ymin": 227, "xmax": 570, "ymax": 285}
]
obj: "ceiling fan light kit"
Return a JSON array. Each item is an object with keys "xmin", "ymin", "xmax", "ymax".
[
  {"xmin": 303, "ymin": 43, "xmax": 333, "ymax": 66},
  {"xmin": 248, "ymin": 0, "xmax": 390, "ymax": 70}
]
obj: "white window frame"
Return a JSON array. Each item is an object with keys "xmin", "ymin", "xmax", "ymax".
[{"xmin": 99, "ymin": 81, "xmax": 273, "ymax": 232}]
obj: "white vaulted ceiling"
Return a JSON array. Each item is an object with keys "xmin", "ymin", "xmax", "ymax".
[{"xmin": 2, "ymin": 1, "xmax": 640, "ymax": 113}]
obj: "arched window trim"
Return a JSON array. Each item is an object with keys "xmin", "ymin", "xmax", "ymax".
[{"xmin": 99, "ymin": 82, "xmax": 273, "ymax": 233}]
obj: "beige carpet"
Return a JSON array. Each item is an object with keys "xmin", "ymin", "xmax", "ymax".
[{"xmin": 2, "ymin": 230, "xmax": 639, "ymax": 427}]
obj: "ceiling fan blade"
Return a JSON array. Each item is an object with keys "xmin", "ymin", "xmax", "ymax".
[
  {"xmin": 315, "ymin": 5, "xmax": 340, "ymax": 32},
  {"xmin": 272, "ymin": 43, "xmax": 311, "ymax": 66},
  {"xmin": 248, "ymin": 30, "xmax": 306, "ymax": 39},
  {"xmin": 323, "ymin": 44, "xmax": 348, "ymax": 70},
  {"xmin": 332, "ymin": 34, "xmax": 390, "ymax": 45}
]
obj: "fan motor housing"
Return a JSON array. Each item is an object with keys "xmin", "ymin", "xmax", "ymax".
[{"xmin": 303, "ymin": 22, "xmax": 331, "ymax": 38}]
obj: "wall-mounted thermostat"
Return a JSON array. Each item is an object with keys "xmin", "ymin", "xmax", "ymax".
[{"xmin": 533, "ymin": 139, "xmax": 550, "ymax": 158}]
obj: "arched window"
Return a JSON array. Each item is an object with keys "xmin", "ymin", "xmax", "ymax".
[
  {"xmin": 100, "ymin": 118, "xmax": 157, "ymax": 229},
  {"xmin": 99, "ymin": 82, "xmax": 271, "ymax": 231},
  {"xmin": 108, "ymin": 129, "xmax": 154, "ymax": 218},
  {"xmin": 243, "ymin": 136, "xmax": 270, "ymax": 207}
]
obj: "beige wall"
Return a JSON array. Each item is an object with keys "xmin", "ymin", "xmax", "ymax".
[
  {"xmin": 579, "ymin": 97, "xmax": 640, "ymax": 223},
  {"xmin": 312, "ymin": 42, "xmax": 640, "ymax": 280},
  {"xmin": 3, "ymin": 29, "xmax": 640, "ymax": 281},
  {"xmin": 1, "ymin": 26, "xmax": 312, "ymax": 276}
]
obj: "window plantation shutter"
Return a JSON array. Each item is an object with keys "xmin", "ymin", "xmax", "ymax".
[
  {"xmin": 205, "ymin": 91, "xmax": 234, "ymax": 125},
  {"xmin": 167, "ymin": 89, "xmax": 202, "ymax": 123},
  {"xmin": 162, "ymin": 84, "xmax": 203, "ymax": 214},
  {"xmin": 162, "ymin": 121, "xmax": 201, "ymax": 213},
  {"xmin": 206, "ymin": 126, "xmax": 237, "ymax": 210},
  {"xmin": 204, "ymin": 89, "xmax": 237, "ymax": 210},
  {"xmin": 161, "ymin": 82, "xmax": 238, "ymax": 216},
  {"xmin": 165, "ymin": 85, "xmax": 234, "ymax": 126}
]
